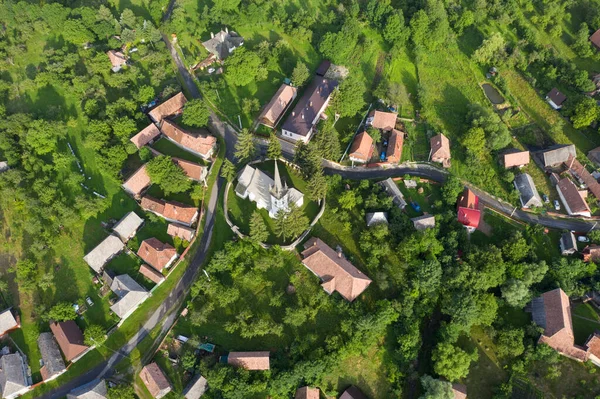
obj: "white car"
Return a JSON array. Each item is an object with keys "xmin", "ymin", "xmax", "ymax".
[
  {"xmin": 553, "ymin": 200, "xmax": 560, "ymax": 211},
  {"xmin": 86, "ymin": 297, "xmax": 94, "ymax": 307},
  {"xmin": 578, "ymin": 236, "xmax": 590, "ymax": 243}
]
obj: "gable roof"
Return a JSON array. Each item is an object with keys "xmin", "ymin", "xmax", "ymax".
[
  {"xmin": 161, "ymin": 120, "xmax": 216, "ymax": 158},
  {"xmin": 130, "ymin": 124, "xmax": 161, "ymax": 149},
  {"xmin": 227, "ymin": 351, "xmax": 270, "ymax": 370},
  {"xmin": 591, "ymin": 29, "xmax": 600, "ymax": 49},
  {"xmin": 369, "ymin": 110, "xmax": 397, "ymax": 131},
  {"xmin": 106, "ymin": 50, "xmax": 127, "ymax": 68},
  {"xmin": 457, "ymin": 207, "xmax": 481, "ymax": 229},
  {"xmin": 122, "ymin": 164, "xmax": 152, "ymax": 197},
  {"xmin": 183, "ymin": 375, "xmax": 208, "ymax": 399},
  {"xmin": 141, "ymin": 196, "xmax": 166, "ymax": 215},
  {"xmin": 258, "ymin": 84, "xmax": 298, "ymax": 127},
  {"xmin": 67, "ymin": 380, "xmax": 108, "ymax": 399},
  {"xmin": 340, "ymin": 386, "xmax": 368, "ymax": 399},
  {"xmin": 137, "ymin": 238, "xmax": 177, "ymax": 272},
  {"xmin": 281, "ymin": 78, "xmax": 338, "ymax": 137},
  {"xmin": 295, "ymin": 386, "xmax": 320, "ymax": 399},
  {"xmin": 112, "ymin": 212, "xmax": 144, "ymax": 242},
  {"xmin": 365, "ymin": 212, "xmax": 388, "ymax": 226},
  {"xmin": 110, "ymin": 275, "xmax": 149, "ymax": 318},
  {"xmin": 139, "ymin": 264, "xmax": 165, "ymax": 284},
  {"xmin": 560, "ymin": 232, "xmax": 577, "ymax": 253},
  {"xmin": 50, "ymin": 321, "xmax": 88, "ymax": 362},
  {"xmin": 83, "ymin": 235, "xmax": 125, "ymax": 274},
  {"xmin": 502, "ymin": 150, "xmax": 530, "ymax": 168},
  {"xmin": 38, "ymin": 332, "xmax": 66, "ymax": 380},
  {"xmin": 458, "ymin": 188, "xmax": 478, "ymax": 209},
  {"xmin": 386, "ymin": 129, "xmax": 404, "ymax": 163},
  {"xmin": 167, "ymin": 223, "xmax": 195, "ymax": 241},
  {"xmin": 586, "ymin": 333, "xmax": 600, "ymax": 358},
  {"xmin": 163, "ymin": 201, "xmax": 199, "ymax": 225},
  {"xmin": 148, "ymin": 92, "xmax": 187, "ymax": 123},
  {"xmin": 588, "ymin": 146, "xmax": 600, "ymax": 166},
  {"xmin": 541, "ymin": 145, "xmax": 576, "ymax": 167},
  {"xmin": 301, "ymin": 238, "xmax": 372, "ymax": 302},
  {"xmin": 0, "ymin": 353, "xmax": 28, "ymax": 398},
  {"xmin": 315, "ymin": 60, "xmax": 331, "ymax": 77},
  {"xmin": 0, "ymin": 309, "xmax": 18, "ymax": 335},
  {"xmin": 546, "ymin": 88, "xmax": 567, "ymax": 106},
  {"xmin": 452, "ymin": 383, "xmax": 467, "ymax": 399},
  {"xmin": 583, "ymin": 245, "xmax": 600, "ymax": 263},
  {"xmin": 349, "ymin": 131, "xmax": 374, "ymax": 162},
  {"xmin": 514, "ymin": 173, "xmax": 543, "ymax": 208},
  {"xmin": 201, "ymin": 29, "xmax": 244, "ymax": 60},
  {"xmin": 411, "ymin": 215, "xmax": 436, "ymax": 231},
  {"xmin": 140, "ymin": 363, "xmax": 172, "ymax": 398},
  {"xmin": 378, "ymin": 178, "xmax": 406, "ymax": 209},
  {"xmin": 172, "ymin": 158, "xmax": 207, "ymax": 181},
  {"xmin": 430, "ymin": 134, "xmax": 451, "ymax": 160},
  {"xmin": 556, "ymin": 177, "xmax": 591, "ymax": 215},
  {"xmin": 564, "ymin": 156, "xmax": 600, "ymax": 200}
]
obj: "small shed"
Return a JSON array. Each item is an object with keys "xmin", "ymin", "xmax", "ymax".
[
  {"xmin": 559, "ymin": 232, "xmax": 577, "ymax": 255},
  {"xmin": 366, "ymin": 212, "xmax": 388, "ymax": 227}
]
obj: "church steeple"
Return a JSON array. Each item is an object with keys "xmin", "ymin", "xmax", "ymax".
[
  {"xmin": 273, "ymin": 160, "xmax": 283, "ymax": 194},
  {"xmin": 270, "ymin": 160, "xmax": 288, "ymax": 199}
]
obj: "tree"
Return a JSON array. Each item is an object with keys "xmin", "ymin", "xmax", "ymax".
[
  {"xmin": 182, "ymin": 99, "xmax": 211, "ymax": 128},
  {"xmin": 26, "ymin": 120, "xmax": 67, "ymax": 155},
  {"xmin": 14, "ymin": 260, "xmax": 37, "ymax": 293},
  {"xmin": 221, "ymin": 159, "xmax": 237, "ymax": 182},
  {"xmin": 496, "ymin": 328, "xmax": 525, "ymax": 358},
  {"xmin": 120, "ymin": 9, "xmax": 137, "ymax": 28},
  {"xmin": 338, "ymin": 189, "xmax": 362, "ymax": 210},
  {"xmin": 467, "ymin": 103, "xmax": 511, "ymax": 150},
  {"xmin": 330, "ymin": 75, "xmax": 366, "ymax": 117},
  {"xmin": 573, "ymin": 23, "xmax": 593, "ymax": 58},
  {"xmin": 234, "ymin": 129, "xmax": 256, "ymax": 163},
  {"xmin": 291, "ymin": 61, "xmax": 310, "ymax": 87},
  {"xmin": 419, "ymin": 375, "xmax": 454, "ymax": 399},
  {"xmin": 472, "ymin": 33, "xmax": 507, "ymax": 65},
  {"xmin": 319, "ymin": 20, "xmax": 360, "ymax": 64},
  {"xmin": 383, "ymin": 11, "xmax": 409, "ymax": 45},
  {"xmin": 146, "ymin": 155, "xmax": 192, "ymax": 194},
  {"xmin": 273, "ymin": 204, "xmax": 308, "ymax": 240},
  {"xmin": 501, "ymin": 278, "xmax": 530, "ymax": 307},
  {"xmin": 432, "ymin": 341, "xmax": 478, "ymax": 382},
  {"xmin": 460, "ymin": 127, "xmax": 486, "ymax": 158},
  {"xmin": 48, "ymin": 302, "xmax": 77, "ymax": 321},
  {"xmin": 225, "ymin": 48, "xmax": 266, "ymax": 86},
  {"xmin": 568, "ymin": 97, "xmax": 600, "ymax": 129},
  {"xmin": 84, "ymin": 325, "xmax": 106, "ymax": 346},
  {"xmin": 267, "ymin": 134, "xmax": 282, "ymax": 159},
  {"xmin": 249, "ymin": 211, "xmax": 269, "ymax": 243},
  {"xmin": 307, "ymin": 171, "xmax": 328, "ymax": 201},
  {"xmin": 441, "ymin": 174, "xmax": 463, "ymax": 205},
  {"xmin": 367, "ymin": 127, "xmax": 381, "ymax": 144},
  {"xmin": 137, "ymin": 85, "xmax": 155, "ymax": 104},
  {"xmin": 242, "ymin": 98, "xmax": 260, "ymax": 116},
  {"xmin": 108, "ymin": 385, "xmax": 135, "ymax": 399}
]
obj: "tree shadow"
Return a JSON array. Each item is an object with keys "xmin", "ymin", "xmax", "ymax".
[{"xmin": 432, "ymin": 84, "xmax": 472, "ymax": 139}]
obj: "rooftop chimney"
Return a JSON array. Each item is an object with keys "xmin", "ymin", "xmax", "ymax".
[
  {"xmin": 309, "ymin": 101, "xmax": 313, "ymax": 107},
  {"xmin": 210, "ymin": 32, "xmax": 214, "ymax": 39},
  {"xmin": 292, "ymin": 111, "xmax": 295, "ymax": 116},
  {"xmin": 301, "ymin": 113, "xmax": 304, "ymax": 119},
  {"xmin": 225, "ymin": 27, "xmax": 229, "ymax": 34},
  {"xmin": 337, "ymin": 251, "xmax": 342, "ymax": 258}
]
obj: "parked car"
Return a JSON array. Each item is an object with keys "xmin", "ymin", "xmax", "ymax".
[
  {"xmin": 542, "ymin": 194, "xmax": 549, "ymax": 203},
  {"xmin": 578, "ymin": 236, "xmax": 590, "ymax": 243},
  {"xmin": 553, "ymin": 200, "xmax": 560, "ymax": 211},
  {"xmin": 86, "ymin": 297, "xmax": 94, "ymax": 307},
  {"xmin": 410, "ymin": 201, "xmax": 421, "ymax": 212}
]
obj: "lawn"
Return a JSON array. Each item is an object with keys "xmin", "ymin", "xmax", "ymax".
[
  {"xmin": 396, "ymin": 179, "xmax": 442, "ymax": 218},
  {"xmin": 381, "ymin": 47, "xmax": 419, "ymax": 119},
  {"xmin": 572, "ymin": 303, "xmax": 600, "ymax": 345},
  {"xmin": 226, "ymin": 160, "xmax": 320, "ymax": 245}
]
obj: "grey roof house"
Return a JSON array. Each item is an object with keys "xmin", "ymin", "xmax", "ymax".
[
  {"xmin": 0, "ymin": 353, "xmax": 29, "ymax": 399},
  {"xmin": 514, "ymin": 173, "xmax": 543, "ymax": 208},
  {"xmin": 67, "ymin": 380, "xmax": 108, "ymax": 399},
  {"xmin": 411, "ymin": 215, "xmax": 436, "ymax": 231},
  {"xmin": 110, "ymin": 274, "xmax": 150, "ymax": 320},
  {"xmin": 0, "ymin": 309, "xmax": 19, "ymax": 336},
  {"xmin": 38, "ymin": 332, "xmax": 66, "ymax": 381},
  {"xmin": 83, "ymin": 235, "xmax": 125, "ymax": 274},
  {"xmin": 560, "ymin": 232, "xmax": 577, "ymax": 256},
  {"xmin": 540, "ymin": 145, "xmax": 576, "ymax": 168},
  {"xmin": 378, "ymin": 178, "xmax": 407, "ymax": 209},
  {"xmin": 183, "ymin": 375, "xmax": 208, "ymax": 399},
  {"xmin": 112, "ymin": 212, "xmax": 144, "ymax": 243},
  {"xmin": 366, "ymin": 212, "xmax": 388, "ymax": 227},
  {"xmin": 201, "ymin": 28, "xmax": 244, "ymax": 61}
]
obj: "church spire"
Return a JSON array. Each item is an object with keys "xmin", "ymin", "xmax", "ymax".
[{"xmin": 273, "ymin": 160, "xmax": 283, "ymax": 194}]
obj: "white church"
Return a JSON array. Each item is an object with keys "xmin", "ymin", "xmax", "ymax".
[{"xmin": 235, "ymin": 161, "xmax": 304, "ymax": 218}]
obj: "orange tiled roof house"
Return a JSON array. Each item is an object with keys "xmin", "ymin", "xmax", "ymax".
[{"xmin": 529, "ymin": 288, "xmax": 600, "ymax": 364}]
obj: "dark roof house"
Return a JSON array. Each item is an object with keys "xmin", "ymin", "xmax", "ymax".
[
  {"xmin": 67, "ymin": 379, "xmax": 108, "ymax": 399},
  {"xmin": 183, "ymin": 375, "xmax": 208, "ymax": 399},
  {"xmin": 514, "ymin": 173, "xmax": 543, "ymax": 208},
  {"xmin": 546, "ymin": 88, "xmax": 567, "ymax": 110},
  {"xmin": 38, "ymin": 332, "xmax": 66, "ymax": 381},
  {"xmin": 541, "ymin": 145, "xmax": 576, "ymax": 167},
  {"xmin": 340, "ymin": 386, "xmax": 368, "ymax": 399},
  {"xmin": 0, "ymin": 353, "xmax": 29, "ymax": 399},
  {"xmin": 559, "ymin": 232, "xmax": 577, "ymax": 255},
  {"xmin": 281, "ymin": 78, "xmax": 338, "ymax": 143},
  {"xmin": 378, "ymin": 178, "xmax": 406, "ymax": 209}
]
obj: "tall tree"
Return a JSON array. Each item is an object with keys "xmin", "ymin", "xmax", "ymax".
[
  {"xmin": 234, "ymin": 129, "xmax": 256, "ymax": 163},
  {"xmin": 221, "ymin": 159, "xmax": 237, "ymax": 182},
  {"xmin": 267, "ymin": 134, "xmax": 282, "ymax": 159},
  {"xmin": 183, "ymin": 99, "xmax": 211, "ymax": 127},
  {"xmin": 249, "ymin": 211, "xmax": 269, "ymax": 243},
  {"xmin": 307, "ymin": 171, "xmax": 328, "ymax": 201},
  {"xmin": 291, "ymin": 61, "xmax": 310, "ymax": 87},
  {"xmin": 146, "ymin": 155, "xmax": 192, "ymax": 194},
  {"xmin": 432, "ymin": 341, "xmax": 478, "ymax": 382}
]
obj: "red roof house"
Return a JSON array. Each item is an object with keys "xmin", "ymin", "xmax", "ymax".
[
  {"xmin": 386, "ymin": 128, "xmax": 404, "ymax": 164},
  {"xmin": 49, "ymin": 321, "xmax": 88, "ymax": 362},
  {"xmin": 137, "ymin": 238, "xmax": 178, "ymax": 272},
  {"xmin": 457, "ymin": 188, "xmax": 481, "ymax": 231},
  {"xmin": 348, "ymin": 131, "xmax": 373, "ymax": 164},
  {"xmin": 590, "ymin": 28, "xmax": 600, "ymax": 51},
  {"xmin": 148, "ymin": 92, "xmax": 187, "ymax": 124},
  {"xmin": 161, "ymin": 120, "xmax": 217, "ymax": 160}
]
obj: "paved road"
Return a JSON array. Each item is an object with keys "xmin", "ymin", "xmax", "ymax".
[{"xmin": 323, "ymin": 161, "xmax": 598, "ymax": 232}]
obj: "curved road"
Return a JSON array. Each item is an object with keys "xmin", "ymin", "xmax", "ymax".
[{"xmin": 41, "ymin": 21, "xmax": 597, "ymax": 399}]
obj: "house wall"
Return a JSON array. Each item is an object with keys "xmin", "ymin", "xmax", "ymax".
[
  {"xmin": 165, "ymin": 254, "xmax": 178, "ymax": 269},
  {"xmin": 546, "ymin": 97, "xmax": 562, "ymax": 110},
  {"xmin": 280, "ymin": 128, "xmax": 312, "ymax": 143},
  {"xmin": 349, "ymin": 155, "xmax": 368, "ymax": 164},
  {"xmin": 590, "ymin": 353, "xmax": 600, "ymax": 367}
]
